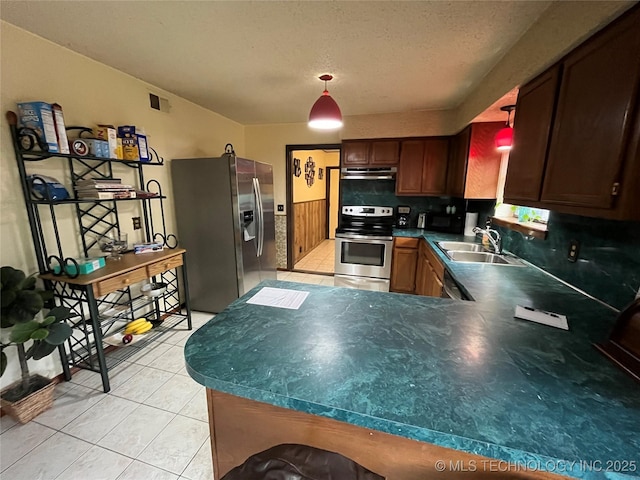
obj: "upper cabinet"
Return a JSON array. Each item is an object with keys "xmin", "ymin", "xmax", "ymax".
[
  {"xmin": 448, "ymin": 122, "xmax": 504, "ymax": 199},
  {"xmin": 504, "ymin": 5, "xmax": 640, "ymax": 220},
  {"xmin": 447, "ymin": 126, "xmax": 471, "ymax": 197},
  {"xmin": 396, "ymin": 138, "xmax": 449, "ymax": 195},
  {"xmin": 503, "ymin": 66, "xmax": 560, "ymax": 204},
  {"xmin": 342, "ymin": 139, "xmax": 399, "ymax": 166}
]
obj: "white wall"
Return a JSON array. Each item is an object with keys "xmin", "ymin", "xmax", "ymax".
[{"xmin": 0, "ymin": 22, "xmax": 244, "ymax": 387}]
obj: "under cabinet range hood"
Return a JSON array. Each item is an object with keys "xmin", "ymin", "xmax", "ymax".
[{"xmin": 340, "ymin": 167, "xmax": 397, "ymax": 180}]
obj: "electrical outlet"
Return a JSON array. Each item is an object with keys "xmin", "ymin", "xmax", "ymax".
[
  {"xmin": 132, "ymin": 217, "xmax": 141, "ymax": 230},
  {"xmin": 277, "ymin": 204, "xmax": 284, "ymax": 212},
  {"xmin": 567, "ymin": 240, "xmax": 580, "ymax": 262}
]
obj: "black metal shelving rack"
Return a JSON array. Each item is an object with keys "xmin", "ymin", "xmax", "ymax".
[{"xmin": 7, "ymin": 111, "xmax": 192, "ymax": 392}]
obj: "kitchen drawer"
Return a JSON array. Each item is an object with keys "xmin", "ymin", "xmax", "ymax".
[
  {"xmin": 94, "ymin": 267, "xmax": 148, "ymax": 297},
  {"xmin": 394, "ymin": 237, "xmax": 419, "ymax": 248},
  {"xmin": 147, "ymin": 253, "xmax": 183, "ymax": 277}
]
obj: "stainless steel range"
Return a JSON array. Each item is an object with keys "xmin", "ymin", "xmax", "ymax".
[{"xmin": 334, "ymin": 205, "xmax": 394, "ymax": 292}]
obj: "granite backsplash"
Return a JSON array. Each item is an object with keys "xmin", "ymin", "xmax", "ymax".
[
  {"xmin": 340, "ymin": 179, "xmax": 493, "ymax": 229},
  {"xmin": 495, "ymin": 212, "xmax": 640, "ymax": 311}
]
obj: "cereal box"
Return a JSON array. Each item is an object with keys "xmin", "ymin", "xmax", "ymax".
[
  {"xmin": 137, "ymin": 134, "xmax": 150, "ymax": 162},
  {"xmin": 94, "ymin": 125, "xmax": 118, "ymax": 159},
  {"xmin": 51, "ymin": 103, "xmax": 70, "ymax": 154},
  {"xmin": 118, "ymin": 125, "xmax": 139, "ymax": 161},
  {"xmin": 17, "ymin": 102, "xmax": 60, "ymax": 153}
]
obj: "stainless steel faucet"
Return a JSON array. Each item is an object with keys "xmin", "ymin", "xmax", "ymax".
[{"xmin": 472, "ymin": 226, "xmax": 502, "ymax": 254}]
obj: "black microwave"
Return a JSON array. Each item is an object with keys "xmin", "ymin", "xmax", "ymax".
[{"xmin": 426, "ymin": 213, "xmax": 464, "ymax": 233}]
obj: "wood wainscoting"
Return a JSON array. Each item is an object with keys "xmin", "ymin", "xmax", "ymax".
[{"xmin": 293, "ymin": 199, "xmax": 327, "ymax": 265}]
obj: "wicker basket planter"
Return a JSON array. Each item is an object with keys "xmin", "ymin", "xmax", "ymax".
[{"xmin": 0, "ymin": 375, "xmax": 55, "ymax": 424}]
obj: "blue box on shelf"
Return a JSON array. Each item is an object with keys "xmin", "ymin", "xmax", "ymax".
[
  {"xmin": 53, "ymin": 256, "xmax": 106, "ymax": 276},
  {"xmin": 17, "ymin": 102, "xmax": 60, "ymax": 153}
]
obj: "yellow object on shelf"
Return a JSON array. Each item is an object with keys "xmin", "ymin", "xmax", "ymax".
[{"xmin": 124, "ymin": 318, "xmax": 152, "ymax": 335}]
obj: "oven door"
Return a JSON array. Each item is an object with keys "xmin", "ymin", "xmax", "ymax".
[{"xmin": 334, "ymin": 233, "xmax": 393, "ymax": 279}]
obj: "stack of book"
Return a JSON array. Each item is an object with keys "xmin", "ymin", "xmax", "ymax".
[{"xmin": 74, "ymin": 178, "xmax": 136, "ymax": 199}]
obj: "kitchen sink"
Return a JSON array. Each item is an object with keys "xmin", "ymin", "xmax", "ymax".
[
  {"xmin": 446, "ymin": 251, "xmax": 512, "ymax": 264},
  {"xmin": 436, "ymin": 241, "xmax": 487, "ymax": 252},
  {"xmin": 435, "ymin": 242, "xmax": 525, "ymax": 266}
]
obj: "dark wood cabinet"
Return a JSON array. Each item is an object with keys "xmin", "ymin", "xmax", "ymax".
[
  {"xmin": 595, "ymin": 298, "xmax": 640, "ymax": 382},
  {"xmin": 541, "ymin": 9, "xmax": 640, "ymax": 210},
  {"xmin": 415, "ymin": 253, "xmax": 430, "ymax": 297},
  {"xmin": 415, "ymin": 240, "xmax": 444, "ymax": 298},
  {"xmin": 390, "ymin": 237, "xmax": 419, "ymax": 294},
  {"xmin": 504, "ymin": 5, "xmax": 640, "ymax": 220},
  {"xmin": 447, "ymin": 126, "xmax": 471, "ymax": 197},
  {"xmin": 342, "ymin": 141, "xmax": 370, "ymax": 166},
  {"xmin": 390, "ymin": 238, "xmax": 444, "ymax": 298},
  {"xmin": 396, "ymin": 138, "xmax": 449, "ymax": 196},
  {"xmin": 421, "ymin": 138, "xmax": 450, "ymax": 196},
  {"xmin": 396, "ymin": 140, "xmax": 425, "ymax": 194},
  {"xmin": 370, "ymin": 140, "xmax": 400, "ymax": 166},
  {"xmin": 342, "ymin": 139, "xmax": 399, "ymax": 166},
  {"xmin": 463, "ymin": 122, "xmax": 504, "ymax": 199},
  {"xmin": 504, "ymin": 66, "xmax": 560, "ymax": 204},
  {"xmin": 447, "ymin": 123, "xmax": 503, "ymax": 199}
]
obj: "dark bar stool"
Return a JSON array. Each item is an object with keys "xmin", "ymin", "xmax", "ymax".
[{"xmin": 221, "ymin": 443, "xmax": 385, "ymax": 480}]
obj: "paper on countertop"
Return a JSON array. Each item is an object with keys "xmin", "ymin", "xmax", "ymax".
[
  {"xmin": 514, "ymin": 305, "xmax": 569, "ymax": 330},
  {"xmin": 246, "ymin": 287, "xmax": 309, "ymax": 310}
]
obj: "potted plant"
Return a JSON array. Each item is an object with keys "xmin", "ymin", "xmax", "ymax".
[{"xmin": 1, "ymin": 266, "xmax": 72, "ymax": 423}]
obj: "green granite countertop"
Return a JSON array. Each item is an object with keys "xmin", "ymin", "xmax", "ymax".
[{"xmin": 185, "ymin": 230, "xmax": 639, "ymax": 479}]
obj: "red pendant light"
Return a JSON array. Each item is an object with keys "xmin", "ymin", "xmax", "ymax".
[
  {"xmin": 308, "ymin": 74, "xmax": 343, "ymax": 130},
  {"xmin": 495, "ymin": 105, "xmax": 516, "ymax": 151}
]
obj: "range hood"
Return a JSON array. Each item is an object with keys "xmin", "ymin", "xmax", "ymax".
[{"xmin": 340, "ymin": 167, "xmax": 397, "ymax": 180}]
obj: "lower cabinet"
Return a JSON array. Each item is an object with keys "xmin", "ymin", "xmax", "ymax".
[
  {"xmin": 390, "ymin": 237, "xmax": 419, "ymax": 293},
  {"xmin": 391, "ymin": 237, "xmax": 444, "ymax": 298},
  {"xmin": 415, "ymin": 240, "xmax": 444, "ymax": 298}
]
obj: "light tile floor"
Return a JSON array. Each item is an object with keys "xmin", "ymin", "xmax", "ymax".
[
  {"xmin": 277, "ymin": 270, "xmax": 335, "ymax": 286},
  {"xmin": 0, "ymin": 272, "xmax": 332, "ymax": 480},
  {"xmin": 293, "ymin": 239, "xmax": 335, "ymax": 274}
]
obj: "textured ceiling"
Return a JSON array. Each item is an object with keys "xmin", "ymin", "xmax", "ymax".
[{"xmin": 1, "ymin": 1, "xmax": 555, "ymax": 124}]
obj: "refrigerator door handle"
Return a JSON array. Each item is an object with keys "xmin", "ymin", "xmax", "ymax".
[
  {"xmin": 252, "ymin": 177, "xmax": 263, "ymax": 257},
  {"xmin": 255, "ymin": 177, "xmax": 264, "ymax": 257}
]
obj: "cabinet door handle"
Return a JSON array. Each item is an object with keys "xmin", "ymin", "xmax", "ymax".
[
  {"xmin": 611, "ymin": 182, "xmax": 620, "ymax": 196},
  {"xmin": 123, "ymin": 278, "xmax": 130, "ymax": 285},
  {"xmin": 164, "ymin": 263, "xmax": 170, "ymax": 269}
]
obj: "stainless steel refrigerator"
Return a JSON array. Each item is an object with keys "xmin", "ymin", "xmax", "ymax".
[{"xmin": 171, "ymin": 153, "xmax": 277, "ymax": 312}]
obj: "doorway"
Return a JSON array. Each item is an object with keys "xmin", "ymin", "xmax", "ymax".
[{"xmin": 285, "ymin": 144, "xmax": 341, "ymax": 274}]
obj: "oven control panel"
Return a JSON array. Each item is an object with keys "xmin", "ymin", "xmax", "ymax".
[{"xmin": 342, "ymin": 206, "xmax": 394, "ymax": 217}]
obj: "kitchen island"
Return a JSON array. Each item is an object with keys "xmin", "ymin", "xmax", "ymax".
[{"xmin": 184, "ymin": 235, "xmax": 639, "ymax": 480}]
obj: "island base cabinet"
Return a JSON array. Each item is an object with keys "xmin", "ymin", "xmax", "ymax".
[{"xmin": 206, "ymin": 390, "xmax": 567, "ymax": 480}]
